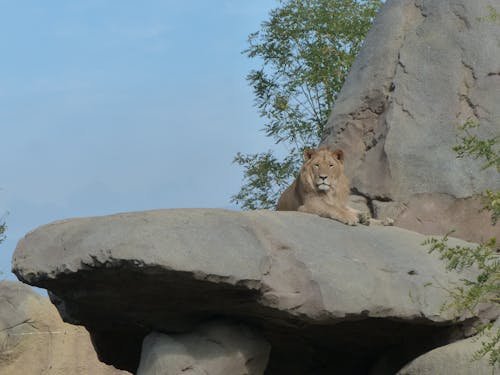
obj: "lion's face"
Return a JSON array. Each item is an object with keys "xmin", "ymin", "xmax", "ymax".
[{"xmin": 302, "ymin": 147, "xmax": 345, "ymax": 193}]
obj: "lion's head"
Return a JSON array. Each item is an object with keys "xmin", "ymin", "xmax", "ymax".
[{"xmin": 300, "ymin": 147, "xmax": 345, "ymax": 193}]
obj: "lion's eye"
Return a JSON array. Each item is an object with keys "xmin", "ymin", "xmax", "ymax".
[
  {"xmin": 313, "ymin": 164, "xmax": 319, "ymax": 169},
  {"xmin": 329, "ymin": 164, "xmax": 335, "ymax": 168}
]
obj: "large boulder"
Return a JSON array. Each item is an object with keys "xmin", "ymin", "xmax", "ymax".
[
  {"xmin": 397, "ymin": 334, "xmax": 494, "ymax": 374},
  {"xmin": 322, "ymin": 0, "xmax": 500, "ymax": 243},
  {"xmin": 136, "ymin": 321, "xmax": 270, "ymax": 375},
  {"xmin": 12, "ymin": 209, "xmax": 498, "ymax": 374},
  {"xmin": 0, "ymin": 280, "xmax": 129, "ymax": 375}
]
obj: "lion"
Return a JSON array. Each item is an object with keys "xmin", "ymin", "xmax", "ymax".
[{"xmin": 276, "ymin": 146, "xmax": 363, "ymax": 225}]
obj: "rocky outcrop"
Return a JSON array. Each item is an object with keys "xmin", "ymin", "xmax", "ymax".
[
  {"xmin": 322, "ymin": 0, "xmax": 500, "ymax": 243},
  {"xmin": 11, "ymin": 209, "xmax": 498, "ymax": 374},
  {"xmin": 0, "ymin": 280, "xmax": 129, "ymax": 375},
  {"xmin": 397, "ymin": 334, "xmax": 494, "ymax": 374},
  {"xmin": 136, "ymin": 322, "xmax": 270, "ymax": 375}
]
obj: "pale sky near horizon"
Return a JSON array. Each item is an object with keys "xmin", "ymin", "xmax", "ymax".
[{"xmin": 0, "ymin": 1, "xmax": 279, "ymax": 279}]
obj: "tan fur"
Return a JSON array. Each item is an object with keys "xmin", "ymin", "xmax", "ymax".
[{"xmin": 276, "ymin": 147, "xmax": 361, "ymax": 225}]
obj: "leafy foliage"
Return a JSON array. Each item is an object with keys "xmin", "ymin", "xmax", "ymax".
[
  {"xmin": 472, "ymin": 325, "xmax": 500, "ymax": 367},
  {"xmin": 427, "ymin": 234, "xmax": 500, "ymax": 367},
  {"xmin": 483, "ymin": 190, "xmax": 500, "ymax": 226},
  {"xmin": 479, "ymin": 5, "xmax": 500, "ymax": 26},
  {"xmin": 233, "ymin": 151, "xmax": 297, "ymax": 210},
  {"xmin": 454, "ymin": 119, "xmax": 500, "ymax": 224},
  {"xmin": 0, "ymin": 213, "xmax": 5, "ymax": 275},
  {"xmin": 0, "ymin": 215, "xmax": 5, "ymax": 245},
  {"xmin": 233, "ymin": 0, "xmax": 382, "ymax": 209},
  {"xmin": 426, "ymin": 118, "xmax": 499, "ymax": 366},
  {"xmin": 426, "ymin": 235, "xmax": 499, "ymax": 315},
  {"xmin": 454, "ymin": 119, "xmax": 500, "ymax": 173}
]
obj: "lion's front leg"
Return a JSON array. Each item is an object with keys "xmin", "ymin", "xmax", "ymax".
[
  {"xmin": 368, "ymin": 217, "xmax": 395, "ymax": 226},
  {"xmin": 298, "ymin": 203, "xmax": 334, "ymax": 220},
  {"xmin": 299, "ymin": 202, "xmax": 359, "ymax": 226},
  {"xmin": 349, "ymin": 207, "xmax": 371, "ymax": 226},
  {"xmin": 343, "ymin": 207, "xmax": 394, "ymax": 226},
  {"xmin": 335, "ymin": 206, "xmax": 360, "ymax": 226},
  {"xmin": 297, "ymin": 204, "xmax": 325, "ymax": 216}
]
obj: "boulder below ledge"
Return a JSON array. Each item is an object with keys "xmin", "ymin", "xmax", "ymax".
[
  {"xmin": 11, "ymin": 209, "xmax": 497, "ymax": 374},
  {"xmin": 397, "ymin": 333, "xmax": 495, "ymax": 375},
  {"xmin": 136, "ymin": 321, "xmax": 270, "ymax": 375}
]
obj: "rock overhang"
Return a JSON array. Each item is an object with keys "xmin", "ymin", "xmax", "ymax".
[{"xmin": 11, "ymin": 208, "xmax": 489, "ymax": 373}]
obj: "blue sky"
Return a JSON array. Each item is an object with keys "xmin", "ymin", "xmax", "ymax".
[{"xmin": 0, "ymin": 1, "xmax": 279, "ymax": 278}]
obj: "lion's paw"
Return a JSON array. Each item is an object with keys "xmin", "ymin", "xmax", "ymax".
[
  {"xmin": 382, "ymin": 217, "xmax": 394, "ymax": 226},
  {"xmin": 343, "ymin": 211, "xmax": 360, "ymax": 226},
  {"xmin": 357, "ymin": 211, "xmax": 371, "ymax": 226}
]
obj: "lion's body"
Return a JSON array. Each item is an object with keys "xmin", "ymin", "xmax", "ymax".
[{"xmin": 276, "ymin": 147, "xmax": 360, "ymax": 225}]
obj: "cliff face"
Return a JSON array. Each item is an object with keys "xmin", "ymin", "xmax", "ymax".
[
  {"xmin": 322, "ymin": 0, "xmax": 500, "ymax": 243},
  {"xmin": 11, "ymin": 208, "xmax": 499, "ymax": 374}
]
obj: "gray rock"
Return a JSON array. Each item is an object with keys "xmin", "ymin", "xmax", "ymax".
[
  {"xmin": 396, "ymin": 334, "xmax": 494, "ymax": 375},
  {"xmin": 0, "ymin": 280, "xmax": 129, "ymax": 375},
  {"xmin": 11, "ymin": 208, "xmax": 496, "ymax": 373},
  {"xmin": 372, "ymin": 200, "xmax": 407, "ymax": 222},
  {"xmin": 136, "ymin": 321, "xmax": 270, "ymax": 375},
  {"xmin": 348, "ymin": 194, "xmax": 371, "ymax": 214},
  {"xmin": 322, "ymin": 0, "xmax": 500, "ymax": 243},
  {"xmin": 395, "ymin": 193, "xmax": 500, "ymax": 245}
]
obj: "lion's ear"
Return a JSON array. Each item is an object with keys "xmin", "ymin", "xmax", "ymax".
[
  {"xmin": 304, "ymin": 148, "xmax": 316, "ymax": 160},
  {"xmin": 331, "ymin": 149, "xmax": 344, "ymax": 162}
]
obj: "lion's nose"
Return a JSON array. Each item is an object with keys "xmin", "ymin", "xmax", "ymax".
[{"xmin": 319, "ymin": 175, "xmax": 327, "ymax": 181}]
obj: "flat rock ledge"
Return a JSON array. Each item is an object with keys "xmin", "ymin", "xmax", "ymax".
[{"xmin": 12, "ymin": 209, "xmax": 497, "ymax": 374}]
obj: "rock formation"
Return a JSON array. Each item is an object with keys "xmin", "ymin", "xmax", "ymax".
[
  {"xmin": 397, "ymin": 334, "xmax": 494, "ymax": 374},
  {"xmin": 136, "ymin": 321, "xmax": 270, "ymax": 375},
  {"xmin": 322, "ymin": 0, "xmax": 500, "ymax": 243},
  {"xmin": 0, "ymin": 280, "xmax": 129, "ymax": 375},
  {"xmin": 8, "ymin": 1, "xmax": 500, "ymax": 373},
  {"xmin": 11, "ymin": 208, "xmax": 499, "ymax": 374}
]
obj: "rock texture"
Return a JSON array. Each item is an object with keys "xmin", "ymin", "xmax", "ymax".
[
  {"xmin": 0, "ymin": 280, "xmax": 129, "ymax": 375},
  {"xmin": 397, "ymin": 334, "xmax": 493, "ymax": 375},
  {"xmin": 12, "ymin": 208, "xmax": 497, "ymax": 374},
  {"xmin": 136, "ymin": 321, "xmax": 270, "ymax": 375},
  {"xmin": 322, "ymin": 0, "xmax": 500, "ymax": 243}
]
